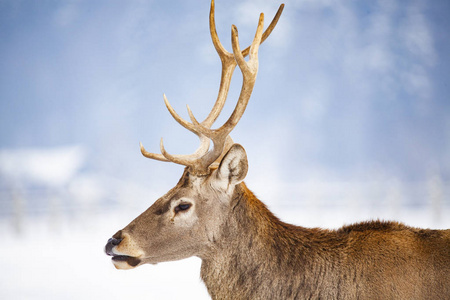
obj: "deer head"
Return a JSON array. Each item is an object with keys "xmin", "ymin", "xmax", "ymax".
[{"xmin": 105, "ymin": 0, "xmax": 284, "ymax": 270}]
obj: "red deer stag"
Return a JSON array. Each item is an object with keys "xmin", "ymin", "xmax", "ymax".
[{"xmin": 105, "ymin": 1, "xmax": 450, "ymax": 299}]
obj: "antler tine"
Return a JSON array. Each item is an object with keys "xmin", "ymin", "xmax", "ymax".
[
  {"xmin": 203, "ymin": 0, "xmax": 284, "ymax": 127},
  {"xmin": 140, "ymin": 135, "xmax": 211, "ymax": 164},
  {"xmin": 158, "ymin": 137, "xmax": 210, "ymax": 165},
  {"xmin": 162, "ymin": 94, "xmax": 211, "ymax": 160},
  {"xmin": 241, "ymin": 4, "xmax": 284, "ymax": 57},
  {"xmin": 140, "ymin": 141, "xmax": 169, "ymax": 162},
  {"xmin": 163, "ymin": 94, "xmax": 198, "ymax": 134},
  {"xmin": 139, "ymin": 93, "xmax": 210, "ymax": 165},
  {"xmin": 202, "ymin": 0, "xmax": 236, "ymax": 128},
  {"xmin": 209, "ymin": 0, "xmax": 233, "ymax": 63},
  {"xmin": 225, "ymin": 13, "xmax": 265, "ymax": 125}
]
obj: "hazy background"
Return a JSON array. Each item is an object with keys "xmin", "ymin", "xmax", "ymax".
[{"xmin": 0, "ymin": 0, "xmax": 449, "ymax": 299}]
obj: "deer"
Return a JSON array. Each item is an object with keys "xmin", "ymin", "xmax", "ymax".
[{"xmin": 105, "ymin": 1, "xmax": 450, "ymax": 299}]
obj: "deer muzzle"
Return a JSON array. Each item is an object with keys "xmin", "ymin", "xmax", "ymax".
[{"xmin": 104, "ymin": 231, "xmax": 144, "ymax": 269}]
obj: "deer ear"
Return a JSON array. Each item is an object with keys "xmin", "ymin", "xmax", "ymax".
[{"xmin": 216, "ymin": 144, "xmax": 248, "ymax": 188}]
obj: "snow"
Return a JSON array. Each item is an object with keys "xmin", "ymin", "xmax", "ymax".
[{"xmin": 0, "ymin": 213, "xmax": 210, "ymax": 300}]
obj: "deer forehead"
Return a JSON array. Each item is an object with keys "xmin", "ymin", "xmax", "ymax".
[
  {"xmin": 181, "ymin": 170, "xmax": 217, "ymax": 191},
  {"xmin": 165, "ymin": 174, "xmax": 212, "ymax": 204},
  {"xmin": 174, "ymin": 171, "xmax": 233, "ymax": 206},
  {"xmin": 190, "ymin": 175, "xmax": 206, "ymax": 189}
]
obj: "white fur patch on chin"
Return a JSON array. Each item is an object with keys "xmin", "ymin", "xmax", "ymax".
[{"xmin": 112, "ymin": 259, "xmax": 136, "ymax": 270}]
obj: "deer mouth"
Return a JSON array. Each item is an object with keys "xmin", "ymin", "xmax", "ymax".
[
  {"xmin": 111, "ymin": 255, "xmax": 141, "ymax": 267},
  {"xmin": 105, "ymin": 241, "xmax": 142, "ymax": 269}
]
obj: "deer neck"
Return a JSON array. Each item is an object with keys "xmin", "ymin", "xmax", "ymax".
[{"xmin": 200, "ymin": 182, "xmax": 311, "ymax": 298}]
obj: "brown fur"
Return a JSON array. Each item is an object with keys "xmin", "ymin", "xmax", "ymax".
[{"xmin": 200, "ymin": 183, "xmax": 450, "ymax": 299}]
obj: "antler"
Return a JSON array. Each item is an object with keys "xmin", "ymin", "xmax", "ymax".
[{"xmin": 140, "ymin": 0, "xmax": 284, "ymax": 175}]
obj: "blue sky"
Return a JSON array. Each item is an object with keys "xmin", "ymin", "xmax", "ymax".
[{"xmin": 1, "ymin": 0, "xmax": 449, "ymax": 187}]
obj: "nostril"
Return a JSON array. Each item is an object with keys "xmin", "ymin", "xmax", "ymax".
[
  {"xmin": 108, "ymin": 237, "xmax": 123, "ymax": 246},
  {"xmin": 105, "ymin": 237, "xmax": 123, "ymax": 256}
]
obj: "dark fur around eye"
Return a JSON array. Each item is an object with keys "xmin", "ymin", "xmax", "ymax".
[{"xmin": 174, "ymin": 203, "xmax": 191, "ymax": 213}]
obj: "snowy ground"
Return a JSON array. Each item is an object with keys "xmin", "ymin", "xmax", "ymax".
[
  {"xmin": 0, "ymin": 212, "xmax": 210, "ymax": 300},
  {"xmin": 1, "ymin": 201, "xmax": 449, "ymax": 300}
]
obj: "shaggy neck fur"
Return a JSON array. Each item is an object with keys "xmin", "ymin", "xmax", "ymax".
[{"xmin": 200, "ymin": 183, "xmax": 346, "ymax": 299}]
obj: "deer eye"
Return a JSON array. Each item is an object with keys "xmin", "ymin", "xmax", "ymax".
[{"xmin": 174, "ymin": 203, "xmax": 191, "ymax": 213}]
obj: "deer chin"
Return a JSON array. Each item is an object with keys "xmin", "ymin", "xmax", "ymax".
[{"xmin": 111, "ymin": 255, "xmax": 142, "ymax": 270}]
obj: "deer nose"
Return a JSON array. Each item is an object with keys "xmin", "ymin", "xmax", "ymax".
[{"xmin": 105, "ymin": 237, "xmax": 123, "ymax": 256}]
